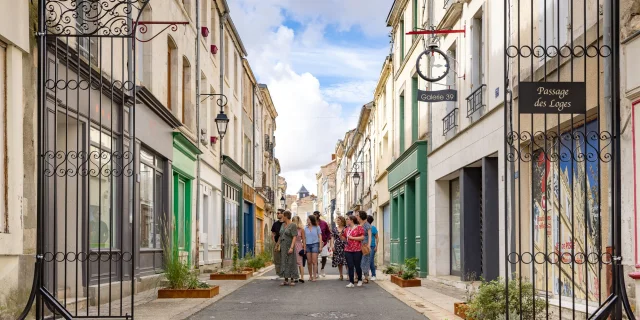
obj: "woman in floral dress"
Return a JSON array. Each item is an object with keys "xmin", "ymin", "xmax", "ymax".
[
  {"xmin": 279, "ymin": 210, "xmax": 299, "ymax": 286},
  {"xmin": 331, "ymin": 216, "xmax": 348, "ymax": 281}
]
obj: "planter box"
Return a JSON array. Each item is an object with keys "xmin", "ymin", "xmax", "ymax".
[
  {"xmin": 157, "ymin": 286, "xmax": 219, "ymax": 299},
  {"xmin": 390, "ymin": 275, "xmax": 421, "ymax": 288},
  {"xmin": 265, "ymin": 261, "xmax": 273, "ymax": 267},
  {"xmin": 454, "ymin": 302, "xmax": 470, "ymax": 319},
  {"xmin": 210, "ymin": 272, "xmax": 252, "ymax": 280},
  {"xmin": 242, "ymin": 267, "xmax": 255, "ymax": 273}
]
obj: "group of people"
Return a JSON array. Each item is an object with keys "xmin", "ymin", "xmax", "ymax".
[{"xmin": 271, "ymin": 209, "xmax": 379, "ymax": 288}]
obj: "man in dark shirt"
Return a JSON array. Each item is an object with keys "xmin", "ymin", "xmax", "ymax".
[
  {"xmin": 313, "ymin": 211, "xmax": 331, "ymax": 277},
  {"xmin": 271, "ymin": 209, "xmax": 284, "ymax": 279}
]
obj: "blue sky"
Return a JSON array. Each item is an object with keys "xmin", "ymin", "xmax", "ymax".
[{"xmin": 230, "ymin": 0, "xmax": 391, "ymax": 193}]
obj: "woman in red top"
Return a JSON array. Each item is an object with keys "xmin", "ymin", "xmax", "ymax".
[{"xmin": 341, "ymin": 215, "xmax": 365, "ymax": 287}]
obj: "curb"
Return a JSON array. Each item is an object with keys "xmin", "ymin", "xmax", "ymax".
[
  {"xmin": 376, "ymin": 276, "xmax": 463, "ymax": 320},
  {"xmin": 170, "ymin": 264, "xmax": 276, "ymax": 319}
]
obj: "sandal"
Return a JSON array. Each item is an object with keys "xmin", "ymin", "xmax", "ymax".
[
  {"xmin": 364, "ymin": 279, "xmax": 369, "ymax": 284},
  {"xmin": 339, "ymin": 276, "xmax": 343, "ymax": 281},
  {"xmin": 280, "ymin": 281, "xmax": 289, "ymax": 286},
  {"xmin": 299, "ymin": 279, "xmax": 305, "ymax": 283},
  {"xmin": 289, "ymin": 282, "xmax": 296, "ymax": 286}
]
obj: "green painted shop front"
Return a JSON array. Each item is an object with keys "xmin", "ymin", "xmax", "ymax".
[
  {"xmin": 387, "ymin": 141, "xmax": 428, "ymax": 277},
  {"xmin": 172, "ymin": 132, "xmax": 202, "ymax": 264}
]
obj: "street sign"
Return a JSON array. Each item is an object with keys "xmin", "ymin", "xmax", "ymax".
[
  {"xmin": 417, "ymin": 89, "xmax": 457, "ymax": 103},
  {"xmin": 518, "ymin": 82, "xmax": 586, "ymax": 114}
]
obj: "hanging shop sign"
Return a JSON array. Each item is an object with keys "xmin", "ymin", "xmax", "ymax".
[
  {"xmin": 417, "ymin": 89, "xmax": 457, "ymax": 103},
  {"xmin": 519, "ymin": 82, "xmax": 586, "ymax": 114}
]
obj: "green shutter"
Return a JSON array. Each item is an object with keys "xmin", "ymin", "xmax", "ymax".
[
  {"xmin": 412, "ymin": 77, "xmax": 418, "ymax": 142},
  {"xmin": 400, "ymin": 20, "xmax": 405, "ymax": 62},
  {"xmin": 400, "ymin": 95, "xmax": 405, "ymax": 152}
]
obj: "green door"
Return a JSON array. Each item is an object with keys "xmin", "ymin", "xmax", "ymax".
[{"xmin": 173, "ymin": 173, "xmax": 191, "ymax": 263}]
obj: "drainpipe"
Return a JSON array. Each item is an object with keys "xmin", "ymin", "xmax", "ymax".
[
  {"xmin": 217, "ymin": 2, "xmax": 230, "ymax": 261},
  {"xmin": 252, "ymin": 84, "xmax": 256, "ymax": 250},
  {"xmin": 427, "ymin": 0, "xmax": 434, "ymax": 154},
  {"xmin": 195, "ymin": 0, "xmax": 201, "ymax": 269}
]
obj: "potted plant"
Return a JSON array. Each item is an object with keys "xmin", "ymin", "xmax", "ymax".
[
  {"xmin": 210, "ymin": 245, "xmax": 253, "ymax": 280},
  {"xmin": 157, "ymin": 220, "xmax": 218, "ymax": 298},
  {"xmin": 390, "ymin": 257, "xmax": 421, "ymax": 288}
]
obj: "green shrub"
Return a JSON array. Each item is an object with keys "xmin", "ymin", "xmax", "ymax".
[
  {"xmin": 232, "ymin": 245, "xmax": 240, "ymax": 272},
  {"xmin": 383, "ymin": 265, "xmax": 399, "ymax": 275},
  {"xmin": 466, "ymin": 278, "xmax": 546, "ymax": 320},
  {"xmin": 246, "ymin": 256, "xmax": 266, "ymax": 269},
  {"xmin": 161, "ymin": 215, "xmax": 209, "ymax": 289},
  {"xmin": 396, "ymin": 257, "xmax": 419, "ymax": 280},
  {"xmin": 404, "ymin": 257, "xmax": 419, "ymax": 272}
]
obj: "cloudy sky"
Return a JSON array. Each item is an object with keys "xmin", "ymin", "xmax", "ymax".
[{"xmin": 229, "ymin": 0, "xmax": 392, "ymax": 196}]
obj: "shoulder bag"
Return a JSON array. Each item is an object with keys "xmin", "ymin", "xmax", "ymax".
[{"xmin": 360, "ymin": 226, "xmax": 371, "ymax": 255}]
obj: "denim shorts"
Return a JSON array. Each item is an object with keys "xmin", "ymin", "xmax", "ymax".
[{"xmin": 306, "ymin": 243, "xmax": 320, "ymax": 253}]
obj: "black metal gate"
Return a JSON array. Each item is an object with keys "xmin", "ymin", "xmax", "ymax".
[
  {"xmin": 20, "ymin": 1, "xmax": 148, "ymax": 319},
  {"xmin": 503, "ymin": 0, "xmax": 630, "ymax": 318}
]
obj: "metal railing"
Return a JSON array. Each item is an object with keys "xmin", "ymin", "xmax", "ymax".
[
  {"xmin": 466, "ymin": 84, "xmax": 486, "ymax": 117},
  {"xmin": 443, "ymin": 108, "xmax": 458, "ymax": 135}
]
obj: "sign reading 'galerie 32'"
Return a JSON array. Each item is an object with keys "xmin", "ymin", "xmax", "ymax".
[{"xmin": 519, "ymin": 82, "xmax": 586, "ymax": 114}]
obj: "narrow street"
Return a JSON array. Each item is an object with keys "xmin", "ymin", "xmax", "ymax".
[{"xmin": 189, "ymin": 267, "xmax": 426, "ymax": 320}]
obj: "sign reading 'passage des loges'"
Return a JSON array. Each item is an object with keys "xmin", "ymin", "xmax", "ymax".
[
  {"xmin": 417, "ymin": 89, "xmax": 457, "ymax": 103},
  {"xmin": 519, "ymin": 82, "xmax": 586, "ymax": 114}
]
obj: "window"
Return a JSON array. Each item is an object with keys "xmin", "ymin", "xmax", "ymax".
[
  {"xmin": 400, "ymin": 20, "xmax": 405, "ymax": 62},
  {"xmin": 76, "ymin": 3, "xmax": 98, "ymax": 65},
  {"xmin": 399, "ymin": 93, "xmax": 405, "ymax": 152},
  {"xmin": 538, "ymin": 0, "xmax": 568, "ymax": 61},
  {"xmin": 411, "ymin": 76, "xmax": 419, "ymax": 142},
  {"xmin": 182, "ymin": 57, "xmax": 191, "ymax": 124},
  {"xmin": 244, "ymin": 135, "xmax": 252, "ymax": 174},
  {"xmin": 0, "ymin": 42, "xmax": 5, "ymax": 233},
  {"xmin": 167, "ymin": 37, "xmax": 177, "ymax": 110},
  {"xmin": 471, "ymin": 11, "xmax": 484, "ymax": 89},
  {"xmin": 140, "ymin": 149, "xmax": 164, "ymax": 249},
  {"xmin": 234, "ymin": 53, "xmax": 239, "ymax": 94},
  {"xmin": 225, "ymin": 36, "xmax": 229, "ymax": 80},
  {"xmin": 450, "ymin": 178, "xmax": 461, "ymax": 275},
  {"xmin": 234, "ymin": 116, "xmax": 239, "ymax": 160},
  {"xmin": 211, "ymin": 9, "xmax": 217, "ymax": 47},
  {"xmin": 223, "ymin": 184, "xmax": 239, "ymax": 259},
  {"xmin": 89, "ymin": 127, "xmax": 117, "ymax": 249}
]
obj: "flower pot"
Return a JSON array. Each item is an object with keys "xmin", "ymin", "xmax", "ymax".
[
  {"xmin": 158, "ymin": 286, "xmax": 219, "ymax": 299},
  {"xmin": 454, "ymin": 302, "xmax": 470, "ymax": 319},
  {"xmin": 390, "ymin": 274, "xmax": 421, "ymax": 288},
  {"xmin": 209, "ymin": 271, "xmax": 252, "ymax": 280}
]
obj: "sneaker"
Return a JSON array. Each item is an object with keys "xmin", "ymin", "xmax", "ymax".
[
  {"xmin": 371, "ymin": 276, "xmax": 377, "ymax": 281},
  {"xmin": 321, "ymin": 270, "xmax": 326, "ymax": 277},
  {"xmin": 346, "ymin": 283, "xmax": 355, "ymax": 288},
  {"xmin": 357, "ymin": 281, "xmax": 363, "ymax": 287}
]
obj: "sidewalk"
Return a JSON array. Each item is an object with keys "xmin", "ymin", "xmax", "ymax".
[
  {"xmin": 375, "ymin": 273, "xmax": 466, "ymax": 320},
  {"xmin": 132, "ymin": 265, "xmax": 275, "ymax": 320}
]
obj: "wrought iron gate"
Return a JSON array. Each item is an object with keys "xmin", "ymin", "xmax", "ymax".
[
  {"xmin": 503, "ymin": 0, "xmax": 629, "ymax": 318},
  {"xmin": 20, "ymin": 1, "xmax": 148, "ymax": 319}
]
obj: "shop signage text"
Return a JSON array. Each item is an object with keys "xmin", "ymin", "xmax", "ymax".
[
  {"xmin": 519, "ymin": 82, "xmax": 586, "ymax": 114},
  {"xmin": 417, "ymin": 89, "xmax": 457, "ymax": 103}
]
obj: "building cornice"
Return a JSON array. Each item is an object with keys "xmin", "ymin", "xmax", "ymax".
[
  {"xmin": 242, "ymin": 59, "xmax": 258, "ymax": 85},
  {"xmin": 374, "ymin": 56, "xmax": 393, "ymax": 98},
  {"xmin": 259, "ymin": 84, "xmax": 278, "ymax": 119},
  {"xmin": 386, "ymin": 0, "xmax": 409, "ymax": 27},
  {"xmin": 222, "ymin": 155, "xmax": 248, "ymax": 176},
  {"xmin": 137, "ymin": 86, "xmax": 182, "ymax": 128}
]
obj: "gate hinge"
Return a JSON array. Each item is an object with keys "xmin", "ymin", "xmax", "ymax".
[
  {"xmin": 35, "ymin": 32, "xmax": 46, "ymax": 37},
  {"xmin": 36, "ymin": 254, "xmax": 44, "ymax": 260},
  {"xmin": 613, "ymin": 256, "xmax": 623, "ymax": 261}
]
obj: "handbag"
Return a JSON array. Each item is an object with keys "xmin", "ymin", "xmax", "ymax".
[
  {"xmin": 361, "ymin": 243, "xmax": 371, "ymax": 255},
  {"xmin": 275, "ymin": 241, "xmax": 281, "ymax": 252}
]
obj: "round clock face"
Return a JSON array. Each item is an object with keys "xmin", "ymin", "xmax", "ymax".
[{"xmin": 416, "ymin": 47, "xmax": 450, "ymax": 83}]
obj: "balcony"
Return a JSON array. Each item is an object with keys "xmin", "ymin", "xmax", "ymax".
[
  {"xmin": 466, "ymin": 84, "xmax": 486, "ymax": 118},
  {"xmin": 442, "ymin": 108, "xmax": 458, "ymax": 136}
]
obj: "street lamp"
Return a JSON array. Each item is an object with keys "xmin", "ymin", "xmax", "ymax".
[
  {"xmin": 352, "ymin": 172, "xmax": 361, "ymax": 187},
  {"xmin": 214, "ymin": 111, "xmax": 229, "ymax": 140},
  {"xmin": 280, "ymin": 195, "xmax": 286, "ymax": 209}
]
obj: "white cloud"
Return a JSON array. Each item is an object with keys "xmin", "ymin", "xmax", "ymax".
[
  {"xmin": 229, "ymin": 0, "xmax": 388, "ymax": 192},
  {"xmin": 322, "ymin": 80, "xmax": 378, "ymax": 104}
]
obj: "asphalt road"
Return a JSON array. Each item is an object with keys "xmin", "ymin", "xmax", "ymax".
[{"xmin": 189, "ymin": 263, "xmax": 427, "ymax": 320}]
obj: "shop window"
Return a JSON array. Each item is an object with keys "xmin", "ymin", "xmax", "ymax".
[
  {"xmin": 450, "ymin": 178, "xmax": 461, "ymax": 275},
  {"xmin": 140, "ymin": 148, "xmax": 164, "ymax": 249},
  {"xmin": 89, "ymin": 127, "xmax": 117, "ymax": 249}
]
